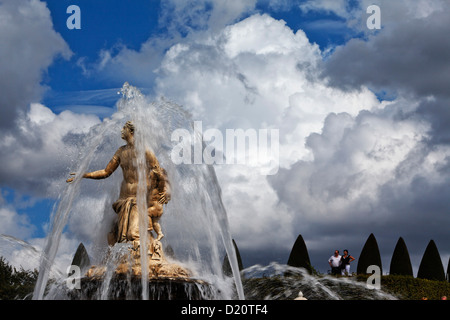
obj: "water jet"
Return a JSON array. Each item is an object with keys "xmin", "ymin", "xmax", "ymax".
[{"xmin": 32, "ymin": 82, "xmax": 244, "ymax": 300}]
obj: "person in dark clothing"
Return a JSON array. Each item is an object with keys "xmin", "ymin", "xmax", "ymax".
[{"xmin": 340, "ymin": 250, "xmax": 355, "ymax": 276}]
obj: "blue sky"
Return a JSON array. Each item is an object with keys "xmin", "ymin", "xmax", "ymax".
[
  {"xmin": 44, "ymin": 1, "xmax": 161, "ymax": 91},
  {"xmin": 42, "ymin": 0, "xmax": 356, "ymax": 102},
  {"xmin": 1, "ymin": 0, "xmax": 450, "ymax": 279}
]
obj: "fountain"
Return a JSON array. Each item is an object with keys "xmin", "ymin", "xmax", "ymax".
[
  {"xmin": 32, "ymin": 82, "xmax": 244, "ymax": 300},
  {"xmin": 11, "ymin": 82, "xmax": 398, "ymax": 301}
]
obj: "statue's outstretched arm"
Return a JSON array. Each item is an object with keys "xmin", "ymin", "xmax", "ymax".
[
  {"xmin": 83, "ymin": 155, "xmax": 120, "ymax": 179},
  {"xmin": 66, "ymin": 155, "xmax": 119, "ymax": 182}
]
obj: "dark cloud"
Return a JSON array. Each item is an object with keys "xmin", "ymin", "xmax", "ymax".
[
  {"xmin": 296, "ymin": 3, "xmax": 450, "ymax": 273},
  {"xmin": 322, "ymin": 8, "xmax": 450, "ymax": 99},
  {"xmin": 415, "ymin": 97, "xmax": 450, "ymax": 145},
  {"xmin": 0, "ymin": 104, "xmax": 101, "ymax": 197},
  {"xmin": 268, "ymin": 101, "xmax": 450, "ymax": 273}
]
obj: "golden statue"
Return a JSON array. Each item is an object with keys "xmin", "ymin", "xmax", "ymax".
[
  {"xmin": 68, "ymin": 121, "xmax": 170, "ymax": 248},
  {"xmin": 67, "ymin": 121, "xmax": 189, "ymax": 279}
]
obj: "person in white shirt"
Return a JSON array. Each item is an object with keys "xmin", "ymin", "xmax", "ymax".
[{"xmin": 328, "ymin": 250, "xmax": 342, "ymax": 275}]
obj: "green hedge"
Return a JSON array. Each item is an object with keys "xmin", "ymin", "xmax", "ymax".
[{"xmin": 380, "ymin": 275, "xmax": 450, "ymax": 300}]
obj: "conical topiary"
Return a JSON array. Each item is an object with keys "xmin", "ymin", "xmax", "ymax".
[
  {"xmin": 71, "ymin": 243, "xmax": 91, "ymax": 273},
  {"xmin": 222, "ymin": 239, "xmax": 244, "ymax": 277},
  {"xmin": 287, "ymin": 234, "xmax": 312, "ymax": 273},
  {"xmin": 389, "ymin": 237, "xmax": 413, "ymax": 276},
  {"xmin": 357, "ymin": 233, "xmax": 382, "ymax": 275},
  {"xmin": 447, "ymin": 257, "xmax": 450, "ymax": 283},
  {"xmin": 417, "ymin": 240, "xmax": 445, "ymax": 281}
]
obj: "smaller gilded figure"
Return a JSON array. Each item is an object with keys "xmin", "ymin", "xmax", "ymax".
[{"xmin": 152, "ymin": 240, "xmax": 163, "ymax": 261}]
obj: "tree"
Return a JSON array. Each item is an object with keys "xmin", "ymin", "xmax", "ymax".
[
  {"xmin": 357, "ymin": 233, "xmax": 382, "ymax": 275},
  {"xmin": 0, "ymin": 256, "xmax": 38, "ymax": 300},
  {"xmin": 287, "ymin": 234, "xmax": 312, "ymax": 273},
  {"xmin": 417, "ymin": 240, "xmax": 445, "ymax": 281},
  {"xmin": 223, "ymin": 239, "xmax": 244, "ymax": 277},
  {"xmin": 389, "ymin": 237, "xmax": 413, "ymax": 276}
]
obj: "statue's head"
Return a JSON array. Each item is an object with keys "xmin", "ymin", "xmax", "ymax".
[{"xmin": 121, "ymin": 121, "xmax": 135, "ymax": 141}]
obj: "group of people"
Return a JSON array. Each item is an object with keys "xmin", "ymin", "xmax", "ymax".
[{"xmin": 328, "ymin": 250, "xmax": 356, "ymax": 276}]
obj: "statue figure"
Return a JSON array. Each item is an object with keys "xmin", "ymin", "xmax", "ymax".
[
  {"xmin": 152, "ymin": 240, "xmax": 162, "ymax": 261},
  {"xmin": 67, "ymin": 121, "xmax": 171, "ymax": 252}
]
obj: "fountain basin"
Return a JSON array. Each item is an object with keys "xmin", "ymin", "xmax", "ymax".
[{"xmin": 69, "ymin": 275, "xmax": 212, "ymax": 300}]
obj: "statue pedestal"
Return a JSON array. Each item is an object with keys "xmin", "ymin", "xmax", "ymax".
[
  {"xmin": 72, "ymin": 240, "xmax": 211, "ymax": 300},
  {"xmin": 86, "ymin": 255, "xmax": 191, "ymax": 278},
  {"xmin": 86, "ymin": 240, "xmax": 192, "ymax": 278}
]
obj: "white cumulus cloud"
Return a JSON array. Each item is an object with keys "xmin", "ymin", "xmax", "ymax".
[{"xmin": 0, "ymin": 0, "xmax": 72, "ymax": 130}]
